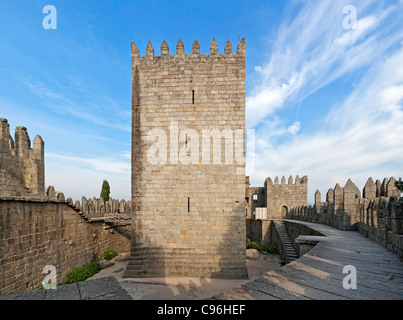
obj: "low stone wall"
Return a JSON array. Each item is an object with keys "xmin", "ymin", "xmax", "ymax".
[
  {"xmin": 0, "ymin": 197, "xmax": 131, "ymax": 297},
  {"xmin": 284, "ymin": 220, "xmax": 325, "ymax": 248},
  {"xmin": 246, "ymin": 219, "xmax": 293, "ymax": 263},
  {"xmin": 269, "ymin": 220, "xmax": 287, "ymax": 264},
  {"xmin": 357, "ymin": 195, "xmax": 403, "ymax": 260},
  {"xmin": 246, "ymin": 219, "xmax": 272, "ymax": 247}
]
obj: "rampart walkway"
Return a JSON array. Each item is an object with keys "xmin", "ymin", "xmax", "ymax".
[{"xmin": 213, "ymin": 220, "xmax": 403, "ymax": 300}]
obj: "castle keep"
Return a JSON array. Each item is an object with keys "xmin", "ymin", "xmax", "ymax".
[{"xmin": 124, "ymin": 38, "xmax": 248, "ymax": 278}]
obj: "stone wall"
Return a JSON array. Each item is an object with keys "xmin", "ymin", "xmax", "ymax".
[
  {"xmin": 283, "ymin": 220, "xmax": 325, "ymax": 252},
  {"xmin": 266, "ymin": 176, "xmax": 308, "ymax": 219},
  {"xmin": 246, "ymin": 219, "xmax": 273, "ymax": 248},
  {"xmin": 126, "ymin": 38, "xmax": 247, "ymax": 279},
  {"xmin": 245, "ymin": 178, "xmax": 266, "ymax": 219},
  {"xmin": 0, "ymin": 119, "xmax": 45, "ymax": 198},
  {"xmin": 358, "ymin": 195, "xmax": 403, "ymax": 259},
  {"xmin": 246, "ymin": 175, "xmax": 308, "ymax": 220},
  {"xmin": 46, "ymin": 187, "xmax": 131, "ymax": 220},
  {"xmin": 0, "ymin": 197, "xmax": 131, "ymax": 297},
  {"xmin": 79, "ymin": 196, "xmax": 131, "ymax": 219},
  {"xmin": 0, "ymin": 118, "xmax": 132, "ymax": 297}
]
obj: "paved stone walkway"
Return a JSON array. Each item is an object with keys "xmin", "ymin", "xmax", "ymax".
[
  {"xmin": 1, "ymin": 276, "xmax": 132, "ymax": 300},
  {"xmin": 213, "ymin": 220, "xmax": 403, "ymax": 300}
]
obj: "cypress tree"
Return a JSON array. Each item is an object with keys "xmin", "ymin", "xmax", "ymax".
[{"xmin": 100, "ymin": 180, "xmax": 110, "ymax": 202}]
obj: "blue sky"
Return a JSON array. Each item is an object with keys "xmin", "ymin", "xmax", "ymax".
[{"xmin": 1, "ymin": 0, "xmax": 402, "ymax": 203}]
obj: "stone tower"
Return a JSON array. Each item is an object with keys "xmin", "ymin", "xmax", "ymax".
[
  {"xmin": 124, "ymin": 38, "xmax": 248, "ymax": 279},
  {"xmin": 265, "ymin": 175, "xmax": 308, "ymax": 219},
  {"xmin": 0, "ymin": 118, "xmax": 45, "ymax": 198}
]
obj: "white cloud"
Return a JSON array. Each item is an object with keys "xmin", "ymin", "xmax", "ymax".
[
  {"xmin": 247, "ymin": 0, "xmax": 403, "ymax": 203},
  {"xmin": 45, "ymin": 152, "xmax": 131, "ymax": 201},
  {"xmin": 246, "ymin": 0, "xmax": 399, "ymax": 129},
  {"xmin": 286, "ymin": 121, "xmax": 301, "ymax": 135},
  {"xmin": 21, "ymin": 76, "xmax": 131, "ymax": 132},
  {"xmin": 249, "ymin": 46, "xmax": 403, "ymax": 203}
]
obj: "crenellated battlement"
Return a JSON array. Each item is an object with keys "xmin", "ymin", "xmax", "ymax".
[
  {"xmin": 287, "ymin": 176, "xmax": 401, "ymax": 232},
  {"xmin": 265, "ymin": 175, "xmax": 308, "ymax": 186},
  {"xmin": 0, "ymin": 118, "xmax": 45, "ymax": 197},
  {"xmin": 248, "ymin": 175, "xmax": 308, "ymax": 220},
  {"xmin": 131, "ymin": 38, "xmax": 245, "ymax": 65},
  {"xmin": 128, "ymin": 36, "xmax": 247, "ymax": 279},
  {"xmin": 285, "ymin": 176, "xmax": 403, "ymax": 258}
]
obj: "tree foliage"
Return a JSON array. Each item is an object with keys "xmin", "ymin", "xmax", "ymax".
[{"xmin": 100, "ymin": 180, "xmax": 110, "ymax": 202}]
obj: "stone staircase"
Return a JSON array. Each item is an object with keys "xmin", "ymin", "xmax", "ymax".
[
  {"xmin": 124, "ymin": 247, "xmax": 248, "ymax": 279},
  {"xmin": 277, "ymin": 221, "xmax": 299, "ymax": 264}
]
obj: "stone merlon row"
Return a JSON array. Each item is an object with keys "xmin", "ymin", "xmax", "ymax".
[
  {"xmin": 265, "ymin": 175, "xmax": 308, "ymax": 186},
  {"xmin": 46, "ymin": 186, "xmax": 131, "ymax": 216},
  {"xmin": 131, "ymin": 38, "xmax": 246, "ymax": 58},
  {"xmin": 314, "ymin": 177, "xmax": 401, "ymax": 205}
]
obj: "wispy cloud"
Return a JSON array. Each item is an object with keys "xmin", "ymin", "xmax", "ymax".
[
  {"xmin": 247, "ymin": 0, "xmax": 403, "ymax": 202},
  {"xmin": 25, "ymin": 77, "xmax": 131, "ymax": 132},
  {"xmin": 46, "ymin": 152, "xmax": 131, "ymax": 174},
  {"xmin": 45, "ymin": 152, "xmax": 131, "ymax": 201},
  {"xmin": 247, "ymin": 0, "xmax": 400, "ymax": 129}
]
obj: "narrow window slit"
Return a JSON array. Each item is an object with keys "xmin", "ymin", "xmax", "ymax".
[
  {"xmin": 192, "ymin": 90, "xmax": 195, "ymax": 104},
  {"xmin": 188, "ymin": 197, "xmax": 190, "ymax": 212}
]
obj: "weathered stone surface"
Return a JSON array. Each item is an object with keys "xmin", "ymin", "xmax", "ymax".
[
  {"xmin": 0, "ymin": 119, "xmax": 45, "ymax": 198},
  {"xmin": 281, "ymin": 177, "xmax": 403, "ymax": 258},
  {"xmin": 126, "ymin": 38, "xmax": 247, "ymax": 279},
  {"xmin": 99, "ymin": 259, "xmax": 115, "ymax": 269},
  {"xmin": 246, "ymin": 249, "xmax": 259, "ymax": 260},
  {"xmin": 246, "ymin": 175, "xmax": 307, "ymax": 220},
  {"xmin": 218, "ymin": 220, "xmax": 403, "ymax": 300},
  {"xmin": 113, "ymin": 252, "xmax": 130, "ymax": 262},
  {"xmin": 1, "ymin": 276, "xmax": 132, "ymax": 300},
  {"xmin": 0, "ymin": 198, "xmax": 131, "ymax": 297}
]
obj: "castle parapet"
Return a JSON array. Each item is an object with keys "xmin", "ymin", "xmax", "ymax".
[
  {"xmin": 0, "ymin": 119, "xmax": 45, "ymax": 198},
  {"xmin": 131, "ymin": 38, "xmax": 246, "ymax": 66}
]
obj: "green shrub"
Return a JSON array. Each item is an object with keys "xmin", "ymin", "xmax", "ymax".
[
  {"xmin": 266, "ymin": 243, "xmax": 279, "ymax": 255},
  {"xmin": 37, "ymin": 262, "xmax": 101, "ymax": 289},
  {"xmin": 103, "ymin": 248, "xmax": 118, "ymax": 261},
  {"xmin": 60, "ymin": 262, "xmax": 101, "ymax": 285},
  {"xmin": 247, "ymin": 241, "xmax": 261, "ymax": 251}
]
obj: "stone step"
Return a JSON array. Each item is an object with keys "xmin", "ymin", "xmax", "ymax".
[
  {"xmin": 276, "ymin": 221, "xmax": 300, "ymax": 265},
  {"xmin": 126, "ymin": 261, "xmax": 247, "ymax": 271},
  {"xmin": 124, "ymin": 266, "xmax": 248, "ymax": 279}
]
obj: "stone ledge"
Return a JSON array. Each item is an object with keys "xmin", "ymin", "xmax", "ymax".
[
  {"xmin": 295, "ymin": 235, "xmax": 328, "ymax": 245},
  {"xmin": 0, "ymin": 276, "xmax": 132, "ymax": 300},
  {"xmin": 0, "ymin": 196, "xmax": 67, "ymax": 204}
]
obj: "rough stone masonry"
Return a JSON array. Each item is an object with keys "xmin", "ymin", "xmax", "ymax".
[{"xmin": 124, "ymin": 38, "xmax": 248, "ymax": 279}]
